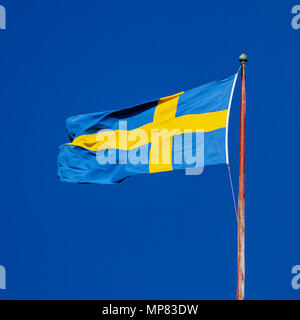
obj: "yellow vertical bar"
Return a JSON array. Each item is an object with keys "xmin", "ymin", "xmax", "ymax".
[{"xmin": 149, "ymin": 93, "xmax": 182, "ymax": 173}]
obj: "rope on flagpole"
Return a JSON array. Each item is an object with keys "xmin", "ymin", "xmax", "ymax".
[
  {"xmin": 227, "ymin": 164, "xmax": 238, "ymax": 223},
  {"xmin": 225, "ymin": 66, "xmax": 241, "ymax": 225}
]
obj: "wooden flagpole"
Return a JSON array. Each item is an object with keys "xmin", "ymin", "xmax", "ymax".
[{"xmin": 237, "ymin": 53, "xmax": 247, "ymax": 300}]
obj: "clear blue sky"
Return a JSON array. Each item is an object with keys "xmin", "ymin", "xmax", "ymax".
[{"xmin": 0, "ymin": 0, "xmax": 299, "ymax": 299}]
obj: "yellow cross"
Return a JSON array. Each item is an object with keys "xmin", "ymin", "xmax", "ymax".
[{"xmin": 68, "ymin": 93, "xmax": 228, "ymax": 173}]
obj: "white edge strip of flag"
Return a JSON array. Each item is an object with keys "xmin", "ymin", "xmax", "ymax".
[{"xmin": 225, "ymin": 71, "xmax": 239, "ymax": 165}]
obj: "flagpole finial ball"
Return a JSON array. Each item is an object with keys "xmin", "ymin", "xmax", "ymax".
[{"xmin": 239, "ymin": 53, "xmax": 248, "ymax": 64}]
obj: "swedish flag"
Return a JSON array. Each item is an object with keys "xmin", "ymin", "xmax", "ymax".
[{"xmin": 58, "ymin": 74, "xmax": 238, "ymax": 184}]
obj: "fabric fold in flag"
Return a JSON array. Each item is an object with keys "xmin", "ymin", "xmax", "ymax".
[{"xmin": 58, "ymin": 74, "xmax": 238, "ymax": 184}]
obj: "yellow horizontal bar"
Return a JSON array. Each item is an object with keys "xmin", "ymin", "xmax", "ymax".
[{"xmin": 68, "ymin": 110, "xmax": 228, "ymax": 152}]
